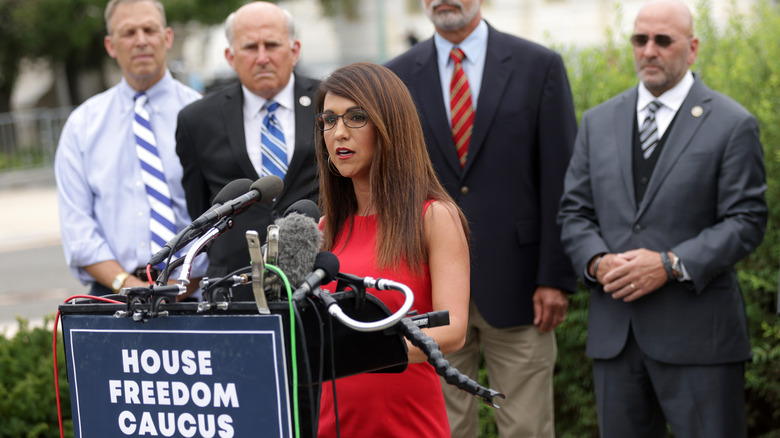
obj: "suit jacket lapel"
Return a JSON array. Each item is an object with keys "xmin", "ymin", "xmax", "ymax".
[
  {"xmin": 410, "ymin": 38, "xmax": 462, "ymax": 174},
  {"xmin": 466, "ymin": 25, "xmax": 510, "ymax": 174},
  {"xmin": 637, "ymin": 78, "xmax": 709, "ymax": 217},
  {"xmin": 286, "ymin": 77, "xmax": 316, "ymax": 191},
  {"xmin": 614, "ymin": 89, "xmax": 638, "ymax": 211},
  {"xmin": 222, "ymin": 82, "xmax": 259, "ymax": 180}
]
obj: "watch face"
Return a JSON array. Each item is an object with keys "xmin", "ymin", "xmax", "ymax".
[{"xmin": 672, "ymin": 256, "xmax": 682, "ymax": 278}]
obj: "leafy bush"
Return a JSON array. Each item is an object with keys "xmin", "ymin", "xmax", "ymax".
[
  {"xmin": 550, "ymin": 1, "xmax": 780, "ymax": 437},
  {"xmin": 0, "ymin": 318, "xmax": 72, "ymax": 438}
]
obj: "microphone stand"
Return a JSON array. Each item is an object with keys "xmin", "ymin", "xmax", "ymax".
[
  {"xmin": 395, "ymin": 317, "xmax": 505, "ymax": 408},
  {"xmin": 175, "ymin": 216, "xmax": 233, "ymax": 285},
  {"xmin": 309, "ymin": 273, "xmax": 504, "ymax": 407}
]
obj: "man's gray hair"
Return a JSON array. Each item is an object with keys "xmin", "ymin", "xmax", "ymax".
[
  {"xmin": 224, "ymin": 6, "xmax": 296, "ymax": 50},
  {"xmin": 104, "ymin": 0, "xmax": 167, "ymax": 35}
]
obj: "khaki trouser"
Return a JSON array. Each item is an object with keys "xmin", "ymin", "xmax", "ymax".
[{"xmin": 441, "ymin": 299, "xmax": 557, "ymax": 438}]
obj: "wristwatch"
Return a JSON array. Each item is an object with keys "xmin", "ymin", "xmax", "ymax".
[
  {"xmin": 111, "ymin": 271, "xmax": 130, "ymax": 293},
  {"xmin": 670, "ymin": 253, "xmax": 683, "ymax": 281}
]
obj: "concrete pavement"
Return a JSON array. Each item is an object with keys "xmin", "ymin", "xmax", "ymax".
[{"xmin": 0, "ymin": 169, "xmax": 85, "ymax": 337}]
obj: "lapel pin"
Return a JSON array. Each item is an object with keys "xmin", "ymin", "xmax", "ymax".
[
  {"xmin": 299, "ymin": 96, "xmax": 312, "ymax": 107},
  {"xmin": 691, "ymin": 105, "xmax": 703, "ymax": 117}
]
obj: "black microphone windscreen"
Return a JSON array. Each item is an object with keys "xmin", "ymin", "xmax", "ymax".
[
  {"xmin": 213, "ymin": 178, "xmax": 253, "ymax": 205},
  {"xmin": 313, "ymin": 251, "xmax": 340, "ymax": 284},
  {"xmin": 251, "ymin": 175, "xmax": 284, "ymax": 204},
  {"xmin": 274, "ymin": 212, "xmax": 322, "ymax": 287},
  {"xmin": 283, "ymin": 199, "xmax": 320, "ymax": 221}
]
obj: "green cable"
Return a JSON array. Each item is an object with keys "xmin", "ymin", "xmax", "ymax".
[{"xmin": 262, "ymin": 264, "xmax": 299, "ymax": 438}]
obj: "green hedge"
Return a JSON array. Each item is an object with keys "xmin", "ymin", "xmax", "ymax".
[{"xmin": 0, "ymin": 318, "xmax": 72, "ymax": 438}]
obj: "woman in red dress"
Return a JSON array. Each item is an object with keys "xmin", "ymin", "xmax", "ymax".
[{"xmin": 314, "ymin": 62, "xmax": 471, "ymax": 437}]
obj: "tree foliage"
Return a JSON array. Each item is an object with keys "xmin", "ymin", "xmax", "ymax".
[{"xmin": 0, "ymin": 0, "xmax": 248, "ymax": 110}]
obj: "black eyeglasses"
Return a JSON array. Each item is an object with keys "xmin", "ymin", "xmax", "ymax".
[
  {"xmin": 631, "ymin": 34, "xmax": 676, "ymax": 48},
  {"xmin": 316, "ymin": 109, "xmax": 369, "ymax": 131}
]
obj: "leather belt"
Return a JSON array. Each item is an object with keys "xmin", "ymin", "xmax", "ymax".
[{"xmin": 132, "ymin": 266, "xmax": 162, "ymax": 282}]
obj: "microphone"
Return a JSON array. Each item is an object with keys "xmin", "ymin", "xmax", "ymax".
[
  {"xmin": 261, "ymin": 206, "xmax": 322, "ymax": 300},
  {"xmin": 274, "ymin": 211, "xmax": 322, "ymax": 287},
  {"xmin": 190, "ymin": 175, "xmax": 284, "ymax": 229},
  {"xmin": 262, "ymin": 199, "xmax": 320, "ymax": 268},
  {"xmin": 283, "ymin": 199, "xmax": 320, "ymax": 222},
  {"xmin": 149, "ymin": 178, "xmax": 253, "ymax": 266},
  {"xmin": 292, "ymin": 251, "xmax": 340, "ymax": 302}
]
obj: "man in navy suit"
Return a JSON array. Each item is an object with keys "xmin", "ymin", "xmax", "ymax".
[
  {"xmin": 386, "ymin": 1, "xmax": 578, "ymax": 436},
  {"xmin": 176, "ymin": 1, "xmax": 319, "ymax": 300},
  {"xmin": 175, "ymin": 5, "xmax": 319, "ymax": 435},
  {"xmin": 558, "ymin": 1, "xmax": 767, "ymax": 436}
]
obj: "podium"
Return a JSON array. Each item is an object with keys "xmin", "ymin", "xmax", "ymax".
[{"xmin": 59, "ymin": 292, "xmax": 409, "ymax": 438}]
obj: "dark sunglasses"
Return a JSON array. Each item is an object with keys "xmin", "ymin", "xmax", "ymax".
[{"xmin": 631, "ymin": 34, "xmax": 675, "ymax": 48}]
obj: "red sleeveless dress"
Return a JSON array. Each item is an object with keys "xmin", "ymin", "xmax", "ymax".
[{"xmin": 317, "ymin": 209, "xmax": 450, "ymax": 438}]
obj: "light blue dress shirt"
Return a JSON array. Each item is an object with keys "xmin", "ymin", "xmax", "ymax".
[{"xmin": 55, "ymin": 70, "xmax": 208, "ymax": 284}]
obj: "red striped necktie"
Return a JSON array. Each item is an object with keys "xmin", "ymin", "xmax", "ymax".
[{"xmin": 449, "ymin": 47, "xmax": 474, "ymax": 168}]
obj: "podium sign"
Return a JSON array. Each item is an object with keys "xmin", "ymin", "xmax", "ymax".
[{"xmin": 61, "ymin": 313, "xmax": 292, "ymax": 438}]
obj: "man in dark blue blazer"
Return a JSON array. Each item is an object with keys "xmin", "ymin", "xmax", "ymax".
[
  {"xmin": 176, "ymin": 2, "xmax": 319, "ymax": 302},
  {"xmin": 558, "ymin": 1, "xmax": 767, "ymax": 436},
  {"xmin": 386, "ymin": 1, "xmax": 577, "ymax": 436}
]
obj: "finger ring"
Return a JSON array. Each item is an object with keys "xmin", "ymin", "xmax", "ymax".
[{"xmin": 630, "ymin": 282, "xmax": 636, "ymax": 290}]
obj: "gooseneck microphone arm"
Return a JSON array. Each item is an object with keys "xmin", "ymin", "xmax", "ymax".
[
  {"xmin": 176, "ymin": 217, "xmax": 233, "ymax": 285},
  {"xmin": 395, "ymin": 318, "xmax": 505, "ymax": 408},
  {"xmin": 149, "ymin": 178, "xmax": 255, "ymax": 267},
  {"xmin": 318, "ymin": 277, "xmax": 415, "ymax": 332}
]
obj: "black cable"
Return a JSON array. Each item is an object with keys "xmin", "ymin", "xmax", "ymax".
[
  {"xmin": 307, "ymin": 295, "xmax": 326, "ymax": 420},
  {"xmin": 326, "ymin": 314, "xmax": 340, "ymax": 438},
  {"xmin": 292, "ymin": 302, "xmax": 315, "ymax": 438},
  {"xmin": 201, "ymin": 266, "xmax": 252, "ymax": 297}
]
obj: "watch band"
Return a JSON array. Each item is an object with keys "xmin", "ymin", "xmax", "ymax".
[
  {"xmin": 660, "ymin": 251, "xmax": 674, "ymax": 281},
  {"xmin": 591, "ymin": 254, "xmax": 605, "ymax": 281},
  {"xmin": 112, "ymin": 271, "xmax": 130, "ymax": 293}
]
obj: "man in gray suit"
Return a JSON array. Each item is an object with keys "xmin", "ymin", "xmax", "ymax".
[{"xmin": 558, "ymin": 0, "xmax": 767, "ymax": 437}]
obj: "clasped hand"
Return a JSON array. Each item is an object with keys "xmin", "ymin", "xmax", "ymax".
[{"xmin": 597, "ymin": 249, "xmax": 668, "ymax": 302}]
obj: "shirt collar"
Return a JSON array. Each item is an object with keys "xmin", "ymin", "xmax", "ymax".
[
  {"xmin": 119, "ymin": 69, "xmax": 173, "ymax": 102},
  {"xmin": 119, "ymin": 69, "xmax": 174, "ymax": 106},
  {"xmin": 434, "ymin": 20, "xmax": 488, "ymax": 66},
  {"xmin": 242, "ymin": 74, "xmax": 297, "ymax": 116},
  {"xmin": 637, "ymin": 70, "xmax": 694, "ymax": 113}
]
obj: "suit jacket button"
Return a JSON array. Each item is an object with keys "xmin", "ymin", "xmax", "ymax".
[
  {"xmin": 460, "ymin": 186, "xmax": 469, "ymax": 195},
  {"xmin": 633, "ymin": 224, "xmax": 643, "ymax": 233}
]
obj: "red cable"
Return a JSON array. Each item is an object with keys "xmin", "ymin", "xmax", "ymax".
[
  {"xmin": 146, "ymin": 264, "xmax": 154, "ymax": 285},
  {"xmin": 54, "ymin": 295, "xmax": 122, "ymax": 438}
]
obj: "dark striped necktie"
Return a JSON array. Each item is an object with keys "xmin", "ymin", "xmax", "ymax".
[
  {"xmin": 450, "ymin": 48, "xmax": 474, "ymax": 168},
  {"xmin": 640, "ymin": 100, "xmax": 662, "ymax": 159}
]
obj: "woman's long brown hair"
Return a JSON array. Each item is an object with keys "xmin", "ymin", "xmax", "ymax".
[{"xmin": 314, "ymin": 62, "xmax": 469, "ymax": 274}]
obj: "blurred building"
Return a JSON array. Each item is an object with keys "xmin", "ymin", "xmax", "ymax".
[{"xmin": 10, "ymin": 0, "xmax": 763, "ymax": 110}]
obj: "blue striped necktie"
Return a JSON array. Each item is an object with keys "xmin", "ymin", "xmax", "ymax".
[
  {"xmin": 133, "ymin": 92, "xmax": 176, "ymax": 265},
  {"xmin": 260, "ymin": 100, "xmax": 288, "ymax": 179}
]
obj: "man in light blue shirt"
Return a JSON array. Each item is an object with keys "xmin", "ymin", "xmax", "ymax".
[{"xmin": 55, "ymin": 0, "xmax": 206, "ymax": 297}]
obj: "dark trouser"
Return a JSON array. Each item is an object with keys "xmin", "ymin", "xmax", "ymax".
[
  {"xmin": 593, "ymin": 328, "xmax": 746, "ymax": 438},
  {"xmin": 88, "ymin": 267, "xmax": 162, "ymax": 297},
  {"xmin": 89, "ymin": 282, "xmax": 114, "ymax": 296}
]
